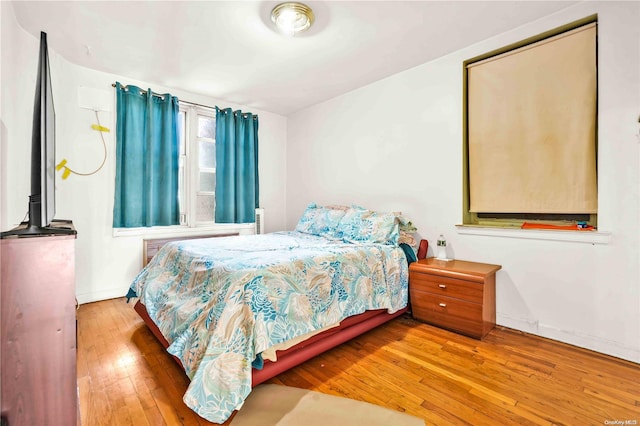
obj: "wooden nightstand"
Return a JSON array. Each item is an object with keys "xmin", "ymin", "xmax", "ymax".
[{"xmin": 409, "ymin": 257, "xmax": 501, "ymax": 339}]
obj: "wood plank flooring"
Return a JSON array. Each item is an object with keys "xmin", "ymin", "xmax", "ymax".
[{"xmin": 77, "ymin": 298, "xmax": 640, "ymax": 425}]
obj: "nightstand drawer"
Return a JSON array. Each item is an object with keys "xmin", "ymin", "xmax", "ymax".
[
  {"xmin": 410, "ymin": 273, "xmax": 483, "ymax": 304},
  {"xmin": 411, "ymin": 290, "xmax": 483, "ymax": 337},
  {"xmin": 409, "ymin": 258, "xmax": 500, "ymax": 339}
]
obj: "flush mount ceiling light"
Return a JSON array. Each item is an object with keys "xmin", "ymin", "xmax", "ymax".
[{"xmin": 271, "ymin": 2, "xmax": 315, "ymax": 35}]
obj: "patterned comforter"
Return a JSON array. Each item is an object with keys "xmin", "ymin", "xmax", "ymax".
[{"xmin": 129, "ymin": 231, "xmax": 409, "ymax": 423}]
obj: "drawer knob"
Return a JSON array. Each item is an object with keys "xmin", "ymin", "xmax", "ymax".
[
  {"xmin": 439, "ymin": 302, "xmax": 447, "ymax": 308},
  {"xmin": 438, "ymin": 284, "xmax": 446, "ymax": 289}
]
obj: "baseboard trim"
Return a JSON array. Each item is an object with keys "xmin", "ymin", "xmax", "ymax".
[
  {"xmin": 537, "ymin": 323, "xmax": 640, "ymax": 364},
  {"xmin": 77, "ymin": 287, "xmax": 128, "ymax": 305},
  {"xmin": 498, "ymin": 314, "xmax": 640, "ymax": 364}
]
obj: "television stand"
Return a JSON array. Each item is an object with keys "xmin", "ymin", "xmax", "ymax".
[
  {"xmin": 1, "ymin": 219, "xmax": 77, "ymax": 238},
  {"xmin": 1, "ymin": 227, "xmax": 78, "ymax": 424}
]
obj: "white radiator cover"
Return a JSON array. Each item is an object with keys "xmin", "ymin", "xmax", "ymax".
[{"xmin": 255, "ymin": 208, "xmax": 265, "ymax": 235}]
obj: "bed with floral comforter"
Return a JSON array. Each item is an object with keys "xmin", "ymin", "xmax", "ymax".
[{"xmin": 128, "ymin": 226, "xmax": 409, "ymax": 423}]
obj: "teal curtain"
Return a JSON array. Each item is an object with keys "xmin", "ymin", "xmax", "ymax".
[
  {"xmin": 113, "ymin": 82, "xmax": 180, "ymax": 227},
  {"xmin": 215, "ymin": 107, "xmax": 259, "ymax": 223}
]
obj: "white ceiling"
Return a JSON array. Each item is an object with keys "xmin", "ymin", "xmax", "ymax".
[{"xmin": 11, "ymin": 1, "xmax": 577, "ymax": 115}]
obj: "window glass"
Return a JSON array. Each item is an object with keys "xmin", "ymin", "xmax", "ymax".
[
  {"xmin": 196, "ymin": 194, "xmax": 215, "ymax": 222},
  {"xmin": 142, "ymin": 104, "xmax": 218, "ymax": 227},
  {"xmin": 178, "ymin": 156, "xmax": 186, "ymax": 224},
  {"xmin": 199, "ymin": 171, "xmax": 216, "ymax": 193},
  {"xmin": 178, "ymin": 111, "xmax": 187, "ymax": 224},
  {"xmin": 198, "ymin": 116, "xmax": 215, "ymax": 139},
  {"xmin": 178, "ymin": 110, "xmax": 186, "ymax": 156},
  {"xmin": 199, "ymin": 141, "xmax": 216, "ymax": 169}
]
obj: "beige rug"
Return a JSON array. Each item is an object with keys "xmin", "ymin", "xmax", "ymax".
[{"xmin": 230, "ymin": 384, "xmax": 425, "ymax": 426}]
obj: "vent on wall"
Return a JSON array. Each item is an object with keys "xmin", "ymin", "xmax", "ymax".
[{"xmin": 255, "ymin": 208, "xmax": 265, "ymax": 235}]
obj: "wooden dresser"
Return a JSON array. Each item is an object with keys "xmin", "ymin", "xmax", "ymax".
[
  {"xmin": 409, "ymin": 257, "xmax": 501, "ymax": 339},
  {"xmin": 1, "ymin": 231, "xmax": 77, "ymax": 425}
]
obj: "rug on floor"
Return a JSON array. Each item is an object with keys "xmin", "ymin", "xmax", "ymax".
[{"xmin": 230, "ymin": 384, "xmax": 425, "ymax": 426}]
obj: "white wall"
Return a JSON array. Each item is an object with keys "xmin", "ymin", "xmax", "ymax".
[
  {"xmin": 1, "ymin": 2, "xmax": 35, "ymax": 233},
  {"xmin": 1, "ymin": 3, "xmax": 288, "ymax": 304},
  {"xmin": 286, "ymin": 2, "xmax": 640, "ymax": 363}
]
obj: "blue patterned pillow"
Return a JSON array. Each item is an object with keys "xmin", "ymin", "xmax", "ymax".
[
  {"xmin": 336, "ymin": 208, "xmax": 399, "ymax": 245},
  {"xmin": 295, "ymin": 203, "xmax": 347, "ymax": 237}
]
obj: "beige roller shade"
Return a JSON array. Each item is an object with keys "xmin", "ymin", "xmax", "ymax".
[{"xmin": 467, "ymin": 23, "xmax": 597, "ymax": 214}]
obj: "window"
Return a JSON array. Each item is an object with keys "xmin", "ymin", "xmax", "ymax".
[
  {"xmin": 113, "ymin": 96, "xmax": 259, "ymax": 236},
  {"xmin": 178, "ymin": 104, "xmax": 217, "ymax": 226},
  {"xmin": 462, "ymin": 16, "xmax": 598, "ymax": 229}
]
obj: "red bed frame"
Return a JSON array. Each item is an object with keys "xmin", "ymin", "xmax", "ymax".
[{"xmin": 133, "ymin": 300, "xmax": 408, "ymax": 386}]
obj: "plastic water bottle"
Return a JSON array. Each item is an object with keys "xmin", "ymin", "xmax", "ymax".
[{"xmin": 436, "ymin": 234, "xmax": 447, "ymax": 260}]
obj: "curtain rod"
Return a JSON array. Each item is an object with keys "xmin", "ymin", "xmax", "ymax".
[
  {"xmin": 112, "ymin": 83, "xmax": 170, "ymax": 99},
  {"xmin": 111, "ymin": 83, "xmax": 257, "ymax": 116}
]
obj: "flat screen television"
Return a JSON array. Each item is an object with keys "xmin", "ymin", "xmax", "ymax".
[{"xmin": 1, "ymin": 31, "xmax": 75, "ymax": 238}]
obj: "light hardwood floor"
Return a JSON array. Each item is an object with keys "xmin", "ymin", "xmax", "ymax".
[{"xmin": 77, "ymin": 298, "xmax": 640, "ymax": 425}]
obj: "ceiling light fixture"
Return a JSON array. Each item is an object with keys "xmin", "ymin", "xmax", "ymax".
[{"xmin": 271, "ymin": 2, "xmax": 315, "ymax": 35}]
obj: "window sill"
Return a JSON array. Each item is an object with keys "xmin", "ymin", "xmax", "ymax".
[
  {"xmin": 113, "ymin": 223, "xmax": 255, "ymax": 238},
  {"xmin": 455, "ymin": 224, "xmax": 611, "ymax": 245}
]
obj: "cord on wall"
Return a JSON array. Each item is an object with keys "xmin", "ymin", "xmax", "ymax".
[{"xmin": 56, "ymin": 110, "xmax": 108, "ymax": 179}]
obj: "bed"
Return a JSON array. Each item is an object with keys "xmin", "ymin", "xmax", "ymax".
[{"xmin": 127, "ymin": 204, "xmax": 414, "ymax": 423}]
